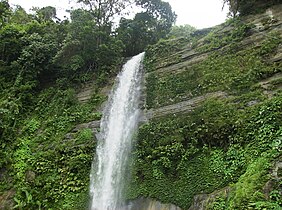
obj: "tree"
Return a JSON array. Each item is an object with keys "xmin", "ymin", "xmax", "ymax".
[
  {"xmin": 77, "ymin": 0, "xmax": 134, "ymax": 27},
  {"xmin": 168, "ymin": 24, "xmax": 196, "ymax": 39},
  {"xmin": 223, "ymin": 0, "xmax": 281, "ymax": 17},
  {"xmin": 54, "ymin": 9, "xmax": 124, "ymax": 78},
  {"xmin": 9, "ymin": 5, "xmax": 33, "ymax": 24},
  {"xmin": 117, "ymin": 0, "xmax": 177, "ymax": 56},
  {"xmin": 136, "ymin": 0, "xmax": 176, "ymax": 36},
  {"xmin": 0, "ymin": 24, "xmax": 25, "ymax": 64},
  {"xmin": 118, "ymin": 12, "xmax": 158, "ymax": 56},
  {"xmin": 0, "ymin": 0, "xmax": 10, "ymax": 28},
  {"xmin": 33, "ymin": 6, "xmax": 58, "ymax": 22},
  {"xmin": 17, "ymin": 33, "xmax": 58, "ymax": 81},
  {"xmin": 0, "ymin": 5, "xmax": 66, "ymax": 147}
]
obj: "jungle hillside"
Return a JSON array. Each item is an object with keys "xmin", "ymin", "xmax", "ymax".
[{"xmin": 0, "ymin": 0, "xmax": 282, "ymax": 209}]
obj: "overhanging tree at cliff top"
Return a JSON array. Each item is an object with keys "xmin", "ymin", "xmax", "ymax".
[
  {"xmin": 77, "ymin": 0, "xmax": 134, "ymax": 28},
  {"xmin": 76, "ymin": 0, "xmax": 176, "ymax": 56},
  {"xmin": 0, "ymin": 0, "xmax": 10, "ymax": 28},
  {"xmin": 77, "ymin": 0, "xmax": 176, "ymax": 30},
  {"xmin": 116, "ymin": 0, "xmax": 177, "ymax": 56},
  {"xmin": 223, "ymin": 0, "xmax": 281, "ymax": 16}
]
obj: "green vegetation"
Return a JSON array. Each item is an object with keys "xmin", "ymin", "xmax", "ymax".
[
  {"xmin": 1, "ymin": 0, "xmax": 281, "ymax": 209},
  {"xmin": 145, "ymin": 27, "xmax": 281, "ymax": 109},
  {"xmin": 127, "ymin": 4, "xmax": 282, "ymax": 209},
  {"xmin": 1, "ymin": 86, "xmax": 104, "ymax": 209},
  {"xmin": 128, "ymin": 95, "xmax": 282, "ymax": 208},
  {"xmin": 223, "ymin": 0, "xmax": 281, "ymax": 17},
  {"xmin": 168, "ymin": 24, "xmax": 196, "ymax": 39},
  {"xmin": 208, "ymin": 153, "xmax": 282, "ymax": 210},
  {"xmin": 0, "ymin": 0, "xmax": 176, "ymax": 208},
  {"xmin": 117, "ymin": 0, "xmax": 177, "ymax": 56}
]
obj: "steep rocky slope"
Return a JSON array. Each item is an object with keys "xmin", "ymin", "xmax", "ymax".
[
  {"xmin": 126, "ymin": 4, "xmax": 282, "ymax": 210},
  {"xmin": 11, "ymin": 4, "xmax": 280, "ymax": 210}
]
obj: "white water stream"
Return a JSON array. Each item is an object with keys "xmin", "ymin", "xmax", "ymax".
[{"xmin": 90, "ymin": 53, "xmax": 144, "ymax": 210}]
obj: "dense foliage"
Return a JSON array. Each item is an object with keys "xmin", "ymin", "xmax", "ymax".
[
  {"xmin": 1, "ymin": 0, "xmax": 281, "ymax": 209},
  {"xmin": 0, "ymin": 0, "xmax": 175, "ymax": 208},
  {"xmin": 0, "ymin": 9, "xmax": 106, "ymax": 205},
  {"xmin": 127, "ymin": 8, "xmax": 282, "ymax": 209},
  {"xmin": 223, "ymin": 0, "xmax": 281, "ymax": 16},
  {"xmin": 117, "ymin": 0, "xmax": 176, "ymax": 56}
]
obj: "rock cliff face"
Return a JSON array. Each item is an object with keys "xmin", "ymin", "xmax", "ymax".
[
  {"xmin": 143, "ymin": 3, "xmax": 281, "ymax": 115},
  {"xmin": 66, "ymin": 4, "xmax": 282, "ymax": 210},
  {"xmin": 128, "ymin": 197, "xmax": 182, "ymax": 210},
  {"xmin": 126, "ymin": 3, "xmax": 282, "ymax": 210},
  {"xmin": 75, "ymin": 3, "xmax": 282, "ymax": 128}
]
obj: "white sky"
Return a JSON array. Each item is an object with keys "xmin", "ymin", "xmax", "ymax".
[
  {"xmin": 9, "ymin": 0, "xmax": 229, "ymax": 29},
  {"xmin": 165, "ymin": 0, "xmax": 229, "ymax": 28}
]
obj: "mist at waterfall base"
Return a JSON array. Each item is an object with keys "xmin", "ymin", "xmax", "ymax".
[{"xmin": 89, "ymin": 53, "xmax": 145, "ymax": 210}]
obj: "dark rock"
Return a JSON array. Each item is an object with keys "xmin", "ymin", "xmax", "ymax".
[
  {"xmin": 0, "ymin": 167, "xmax": 6, "ymax": 181},
  {"xmin": 263, "ymin": 160, "xmax": 282, "ymax": 198},
  {"xmin": 263, "ymin": 179, "xmax": 276, "ymax": 199},
  {"xmin": 89, "ymin": 120, "xmax": 101, "ymax": 129},
  {"xmin": 65, "ymin": 133, "xmax": 73, "ymax": 140},
  {"xmin": 0, "ymin": 189, "xmax": 16, "ymax": 210},
  {"xmin": 270, "ymin": 47, "xmax": 282, "ymax": 63},
  {"xmin": 272, "ymin": 160, "xmax": 282, "ymax": 180},
  {"xmin": 246, "ymin": 100, "xmax": 259, "ymax": 106},
  {"xmin": 127, "ymin": 197, "xmax": 181, "ymax": 210},
  {"xmin": 145, "ymin": 91, "xmax": 228, "ymax": 120},
  {"xmin": 188, "ymin": 187, "xmax": 231, "ymax": 210},
  {"xmin": 76, "ymin": 84, "xmax": 95, "ymax": 103},
  {"xmin": 26, "ymin": 170, "xmax": 36, "ymax": 182}
]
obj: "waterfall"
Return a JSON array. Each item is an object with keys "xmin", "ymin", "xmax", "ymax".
[{"xmin": 89, "ymin": 52, "xmax": 145, "ymax": 210}]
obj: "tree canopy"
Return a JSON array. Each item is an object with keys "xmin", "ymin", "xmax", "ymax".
[
  {"xmin": 0, "ymin": 0, "xmax": 10, "ymax": 28},
  {"xmin": 0, "ymin": 0, "xmax": 176, "ymax": 144},
  {"xmin": 223, "ymin": 0, "xmax": 281, "ymax": 16},
  {"xmin": 75, "ymin": 0, "xmax": 176, "ymax": 56}
]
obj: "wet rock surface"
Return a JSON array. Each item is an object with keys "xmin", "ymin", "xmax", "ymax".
[
  {"xmin": 145, "ymin": 91, "xmax": 228, "ymax": 120},
  {"xmin": 188, "ymin": 187, "xmax": 231, "ymax": 210},
  {"xmin": 128, "ymin": 197, "xmax": 182, "ymax": 210},
  {"xmin": 71, "ymin": 4, "xmax": 282, "ymax": 210}
]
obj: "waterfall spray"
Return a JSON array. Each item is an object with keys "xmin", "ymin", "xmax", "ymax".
[{"xmin": 90, "ymin": 53, "xmax": 144, "ymax": 210}]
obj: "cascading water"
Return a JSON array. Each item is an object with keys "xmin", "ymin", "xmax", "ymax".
[{"xmin": 89, "ymin": 52, "xmax": 145, "ymax": 210}]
